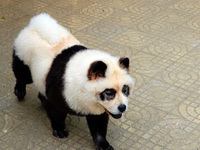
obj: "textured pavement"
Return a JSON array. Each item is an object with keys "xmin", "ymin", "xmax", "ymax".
[{"xmin": 1, "ymin": 0, "xmax": 200, "ymax": 149}]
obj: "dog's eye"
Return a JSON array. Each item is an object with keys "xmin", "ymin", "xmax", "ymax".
[
  {"xmin": 122, "ymin": 85, "xmax": 130, "ymax": 97},
  {"xmin": 105, "ymin": 90, "xmax": 114, "ymax": 96},
  {"xmin": 100, "ymin": 89, "xmax": 116, "ymax": 100}
]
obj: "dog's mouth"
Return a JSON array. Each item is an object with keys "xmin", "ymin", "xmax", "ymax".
[
  {"xmin": 105, "ymin": 109, "xmax": 122, "ymax": 119},
  {"xmin": 110, "ymin": 113, "xmax": 122, "ymax": 119}
]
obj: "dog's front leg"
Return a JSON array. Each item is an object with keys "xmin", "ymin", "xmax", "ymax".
[{"xmin": 86, "ymin": 112, "xmax": 114, "ymax": 150}]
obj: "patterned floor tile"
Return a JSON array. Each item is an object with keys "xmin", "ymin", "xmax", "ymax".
[
  {"xmin": 111, "ymin": 29, "xmax": 158, "ymax": 50},
  {"xmin": 111, "ymin": 99, "xmax": 167, "ymax": 133},
  {"xmin": 172, "ymin": 93, "xmax": 200, "ymax": 124},
  {"xmin": 143, "ymin": 115, "xmax": 200, "ymax": 150},
  {"xmin": 156, "ymin": 61, "xmax": 200, "ymax": 93},
  {"xmin": 14, "ymin": 0, "xmax": 48, "ymax": 14},
  {"xmin": 81, "ymin": 3, "xmax": 115, "ymax": 20},
  {"xmin": 166, "ymin": 26, "xmax": 200, "ymax": 47},
  {"xmin": 0, "ymin": 94, "xmax": 43, "ymax": 122},
  {"xmin": 98, "ymin": 0, "xmax": 137, "ymax": 9},
  {"xmin": 97, "ymin": 41, "xmax": 137, "ymax": 58},
  {"xmin": 141, "ymin": 39, "xmax": 194, "ymax": 62},
  {"xmin": 152, "ymin": 8, "xmax": 195, "ymax": 26},
  {"xmin": 0, "ymin": 6, "xmax": 26, "ymax": 22},
  {"xmin": 134, "ymin": 79, "xmax": 190, "ymax": 112},
  {"xmin": 0, "ymin": 110, "xmax": 21, "ymax": 137},
  {"xmin": 124, "ymin": 1, "xmax": 166, "ymax": 18},
  {"xmin": 103, "ymin": 10, "xmax": 145, "ymax": 28},
  {"xmin": 26, "ymin": 6, "xmax": 72, "ymax": 20},
  {"xmin": 177, "ymin": 47, "xmax": 200, "ymax": 70},
  {"xmin": 60, "ymin": 14, "xmax": 98, "ymax": 32},
  {"xmin": 171, "ymin": 0, "xmax": 200, "ymax": 15},
  {"xmin": 135, "ymin": 18, "xmax": 177, "ymax": 37},
  {"xmin": 1, "ymin": 123, "xmax": 62, "ymax": 150},
  {"xmin": 74, "ymin": 32, "xmax": 106, "ymax": 48},
  {"xmin": 0, "ymin": 76, "xmax": 15, "ymax": 100},
  {"xmin": 130, "ymin": 52, "xmax": 174, "ymax": 78},
  {"xmin": 79, "ymin": 22, "xmax": 128, "ymax": 40},
  {"xmin": 132, "ymin": 73, "xmax": 151, "ymax": 90},
  {"xmin": 183, "ymin": 15, "xmax": 200, "ymax": 31},
  {"xmin": 108, "ymin": 100, "xmax": 167, "ymax": 150},
  {"xmin": 52, "ymin": 0, "xmax": 95, "ymax": 14},
  {"xmin": 147, "ymin": 0, "xmax": 179, "ymax": 6},
  {"xmin": 1, "ymin": 0, "xmax": 200, "ymax": 149}
]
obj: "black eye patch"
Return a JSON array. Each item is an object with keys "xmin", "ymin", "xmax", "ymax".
[
  {"xmin": 100, "ymin": 88, "xmax": 116, "ymax": 101},
  {"xmin": 122, "ymin": 85, "xmax": 130, "ymax": 97}
]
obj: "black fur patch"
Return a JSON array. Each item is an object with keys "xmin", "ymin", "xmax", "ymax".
[
  {"xmin": 122, "ymin": 85, "xmax": 130, "ymax": 97},
  {"xmin": 87, "ymin": 61, "xmax": 107, "ymax": 80},
  {"xmin": 46, "ymin": 45, "xmax": 87, "ymax": 114},
  {"xmin": 12, "ymin": 49, "xmax": 33, "ymax": 85},
  {"xmin": 119, "ymin": 57, "xmax": 129, "ymax": 71},
  {"xmin": 100, "ymin": 88, "xmax": 116, "ymax": 101},
  {"xmin": 12, "ymin": 49, "xmax": 33, "ymax": 100}
]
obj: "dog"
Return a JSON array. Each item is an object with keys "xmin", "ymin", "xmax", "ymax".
[{"xmin": 12, "ymin": 13, "xmax": 135, "ymax": 150}]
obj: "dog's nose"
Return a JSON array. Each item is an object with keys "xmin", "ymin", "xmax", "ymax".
[{"xmin": 118, "ymin": 104, "xmax": 126, "ymax": 113}]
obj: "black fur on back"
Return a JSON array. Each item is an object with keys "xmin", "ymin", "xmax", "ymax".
[{"xmin": 46, "ymin": 45, "xmax": 87, "ymax": 114}]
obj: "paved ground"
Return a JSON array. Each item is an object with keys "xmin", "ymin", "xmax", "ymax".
[{"xmin": 1, "ymin": 0, "xmax": 200, "ymax": 149}]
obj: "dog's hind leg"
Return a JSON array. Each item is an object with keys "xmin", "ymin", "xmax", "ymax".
[{"xmin": 12, "ymin": 49, "xmax": 33, "ymax": 100}]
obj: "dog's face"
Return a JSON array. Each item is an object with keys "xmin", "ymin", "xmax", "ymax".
[{"xmin": 87, "ymin": 57, "xmax": 134, "ymax": 119}]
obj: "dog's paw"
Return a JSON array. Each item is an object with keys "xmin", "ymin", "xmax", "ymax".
[
  {"xmin": 53, "ymin": 129, "xmax": 68, "ymax": 138},
  {"xmin": 95, "ymin": 138, "xmax": 114, "ymax": 150},
  {"xmin": 38, "ymin": 93, "xmax": 47, "ymax": 108},
  {"xmin": 14, "ymin": 88, "xmax": 26, "ymax": 100},
  {"xmin": 106, "ymin": 145, "xmax": 114, "ymax": 150},
  {"xmin": 96, "ymin": 145, "xmax": 114, "ymax": 150}
]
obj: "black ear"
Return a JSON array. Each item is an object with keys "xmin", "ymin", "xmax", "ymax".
[
  {"xmin": 119, "ymin": 57, "xmax": 129, "ymax": 70},
  {"xmin": 87, "ymin": 61, "xmax": 107, "ymax": 80}
]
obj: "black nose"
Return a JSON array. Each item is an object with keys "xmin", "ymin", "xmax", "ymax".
[{"xmin": 118, "ymin": 104, "xmax": 126, "ymax": 113}]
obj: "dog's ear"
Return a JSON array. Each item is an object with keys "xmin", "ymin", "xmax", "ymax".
[
  {"xmin": 87, "ymin": 61, "xmax": 107, "ymax": 80},
  {"xmin": 119, "ymin": 57, "xmax": 129, "ymax": 71}
]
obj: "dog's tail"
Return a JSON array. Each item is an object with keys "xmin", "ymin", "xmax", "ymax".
[{"xmin": 29, "ymin": 13, "xmax": 69, "ymax": 45}]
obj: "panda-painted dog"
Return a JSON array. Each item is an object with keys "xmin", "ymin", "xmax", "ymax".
[{"xmin": 12, "ymin": 13, "xmax": 135, "ymax": 150}]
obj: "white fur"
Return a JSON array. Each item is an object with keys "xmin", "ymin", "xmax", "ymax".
[
  {"xmin": 14, "ymin": 13, "xmax": 135, "ymax": 116},
  {"xmin": 63, "ymin": 50, "xmax": 134, "ymax": 115},
  {"xmin": 29, "ymin": 13, "xmax": 67, "ymax": 45}
]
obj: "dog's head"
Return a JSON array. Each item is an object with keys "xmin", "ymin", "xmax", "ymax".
[{"xmin": 87, "ymin": 57, "xmax": 134, "ymax": 119}]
